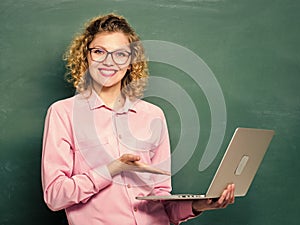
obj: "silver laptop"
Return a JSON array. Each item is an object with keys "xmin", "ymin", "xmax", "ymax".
[{"xmin": 136, "ymin": 127, "xmax": 275, "ymax": 201}]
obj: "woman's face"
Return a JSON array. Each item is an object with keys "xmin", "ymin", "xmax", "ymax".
[{"xmin": 87, "ymin": 32, "xmax": 131, "ymax": 93}]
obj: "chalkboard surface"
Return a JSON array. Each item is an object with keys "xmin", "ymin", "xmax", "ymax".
[{"xmin": 1, "ymin": 0, "xmax": 299, "ymax": 225}]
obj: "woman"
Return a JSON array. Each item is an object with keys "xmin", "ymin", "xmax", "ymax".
[{"xmin": 41, "ymin": 13, "xmax": 234, "ymax": 225}]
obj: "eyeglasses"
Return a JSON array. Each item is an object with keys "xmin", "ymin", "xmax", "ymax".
[{"xmin": 88, "ymin": 47, "xmax": 131, "ymax": 65}]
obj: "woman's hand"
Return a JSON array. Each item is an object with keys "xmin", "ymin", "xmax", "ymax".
[
  {"xmin": 192, "ymin": 184, "xmax": 235, "ymax": 214},
  {"xmin": 107, "ymin": 154, "xmax": 171, "ymax": 177}
]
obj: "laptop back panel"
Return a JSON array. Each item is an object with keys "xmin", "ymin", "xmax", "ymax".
[{"xmin": 205, "ymin": 128, "xmax": 274, "ymax": 198}]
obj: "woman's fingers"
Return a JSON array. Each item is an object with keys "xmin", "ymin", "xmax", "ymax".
[
  {"xmin": 230, "ymin": 184, "xmax": 235, "ymax": 203},
  {"xmin": 120, "ymin": 154, "xmax": 140, "ymax": 163},
  {"xmin": 136, "ymin": 162, "xmax": 171, "ymax": 175},
  {"xmin": 119, "ymin": 154, "xmax": 170, "ymax": 175}
]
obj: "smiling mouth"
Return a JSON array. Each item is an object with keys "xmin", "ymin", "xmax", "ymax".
[{"xmin": 98, "ymin": 68, "xmax": 118, "ymax": 77}]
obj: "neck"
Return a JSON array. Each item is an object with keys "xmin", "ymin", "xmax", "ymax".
[{"xmin": 92, "ymin": 83, "xmax": 125, "ymax": 109}]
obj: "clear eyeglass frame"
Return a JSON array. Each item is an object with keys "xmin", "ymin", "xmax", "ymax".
[{"xmin": 88, "ymin": 47, "xmax": 132, "ymax": 65}]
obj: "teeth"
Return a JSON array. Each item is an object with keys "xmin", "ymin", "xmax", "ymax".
[{"xmin": 99, "ymin": 69, "xmax": 116, "ymax": 76}]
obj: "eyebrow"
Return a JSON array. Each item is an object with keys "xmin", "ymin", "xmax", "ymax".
[{"xmin": 90, "ymin": 45, "xmax": 131, "ymax": 52}]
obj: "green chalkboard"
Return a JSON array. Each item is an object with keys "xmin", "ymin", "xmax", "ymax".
[{"xmin": 1, "ymin": 0, "xmax": 299, "ymax": 225}]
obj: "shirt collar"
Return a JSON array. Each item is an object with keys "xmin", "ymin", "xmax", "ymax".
[{"xmin": 85, "ymin": 90, "xmax": 137, "ymax": 113}]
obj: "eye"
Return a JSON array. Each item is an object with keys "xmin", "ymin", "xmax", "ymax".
[
  {"xmin": 92, "ymin": 48, "xmax": 106, "ymax": 55},
  {"xmin": 115, "ymin": 51, "xmax": 130, "ymax": 58}
]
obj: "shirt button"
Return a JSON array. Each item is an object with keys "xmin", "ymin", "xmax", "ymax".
[
  {"xmin": 133, "ymin": 207, "xmax": 137, "ymax": 212},
  {"xmin": 118, "ymin": 134, "xmax": 122, "ymax": 139},
  {"xmin": 127, "ymin": 184, "xmax": 131, "ymax": 188}
]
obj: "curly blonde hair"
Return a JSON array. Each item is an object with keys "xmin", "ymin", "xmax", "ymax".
[{"xmin": 64, "ymin": 13, "xmax": 148, "ymax": 99}]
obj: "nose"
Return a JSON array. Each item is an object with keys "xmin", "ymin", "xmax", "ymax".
[{"xmin": 102, "ymin": 52, "xmax": 115, "ymax": 66}]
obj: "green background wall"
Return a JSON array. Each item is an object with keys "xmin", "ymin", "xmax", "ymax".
[{"xmin": 0, "ymin": 0, "xmax": 299, "ymax": 224}]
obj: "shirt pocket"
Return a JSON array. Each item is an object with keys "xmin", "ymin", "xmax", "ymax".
[
  {"xmin": 119, "ymin": 141, "xmax": 160, "ymax": 186},
  {"xmin": 74, "ymin": 136, "xmax": 115, "ymax": 173},
  {"xmin": 119, "ymin": 139, "xmax": 156, "ymax": 163}
]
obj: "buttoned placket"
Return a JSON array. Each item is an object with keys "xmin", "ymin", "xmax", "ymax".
[
  {"xmin": 112, "ymin": 109, "xmax": 136, "ymax": 157},
  {"xmin": 92, "ymin": 91, "xmax": 139, "ymax": 221},
  {"xmin": 112, "ymin": 110, "xmax": 139, "ymax": 218},
  {"xmin": 112, "ymin": 112, "xmax": 121, "ymax": 157}
]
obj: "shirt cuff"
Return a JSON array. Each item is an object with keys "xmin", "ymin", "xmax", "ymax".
[{"xmin": 181, "ymin": 200, "xmax": 203, "ymax": 217}]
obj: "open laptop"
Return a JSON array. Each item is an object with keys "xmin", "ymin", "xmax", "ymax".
[{"xmin": 136, "ymin": 127, "xmax": 275, "ymax": 200}]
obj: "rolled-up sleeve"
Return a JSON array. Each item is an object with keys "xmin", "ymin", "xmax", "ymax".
[
  {"xmin": 41, "ymin": 103, "xmax": 112, "ymax": 211},
  {"xmin": 163, "ymin": 200, "xmax": 198, "ymax": 225}
]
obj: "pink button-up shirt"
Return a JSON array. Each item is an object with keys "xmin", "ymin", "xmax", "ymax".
[{"xmin": 41, "ymin": 91, "xmax": 196, "ymax": 225}]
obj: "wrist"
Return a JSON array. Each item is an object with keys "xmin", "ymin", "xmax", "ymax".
[
  {"xmin": 107, "ymin": 160, "xmax": 122, "ymax": 177},
  {"xmin": 192, "ymin": 201, "xmax": 203, "ymax": 215}
]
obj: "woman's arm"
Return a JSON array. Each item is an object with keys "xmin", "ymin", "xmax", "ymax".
[{"xmin": 41, "ymin": 104, "xmax": 112, "ymax": 211}]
